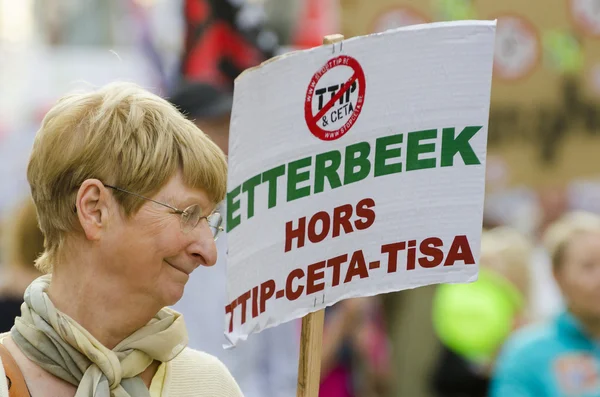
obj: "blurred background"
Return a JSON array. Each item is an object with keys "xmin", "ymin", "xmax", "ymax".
[{"xmin": 0, "ymin": 1, "xmax": 599, "ymax": 397}]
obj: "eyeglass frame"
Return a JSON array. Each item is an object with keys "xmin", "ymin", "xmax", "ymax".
[{"xmin": 103, "ymin": 184, "xmax": 223, "ymax": 240}]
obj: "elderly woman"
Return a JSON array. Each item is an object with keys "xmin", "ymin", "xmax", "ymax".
[
  {"xmin": 0, "ymin": 82, "xmax": 243, "ymax": 397},
  {"xmin": 491, "ymin": 211, "xmax": 600, "ymax": 397}
]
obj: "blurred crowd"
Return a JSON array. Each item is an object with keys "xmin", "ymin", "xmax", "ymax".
[{"xmin": 1, "ymin": 1, "xmax": 599, "ymax": 397}]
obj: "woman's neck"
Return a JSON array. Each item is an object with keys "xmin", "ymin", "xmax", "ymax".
[{"xmin": 47, "ymin": 260, "xmax": 162, "ymax": 349}]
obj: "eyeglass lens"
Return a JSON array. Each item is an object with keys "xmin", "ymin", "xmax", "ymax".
[{"xmin": 181, "ymin": 205, "xmax": 222, "ymax": 240}]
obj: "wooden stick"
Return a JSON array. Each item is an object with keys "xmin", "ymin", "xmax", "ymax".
[
  {"xmin": 296, "ymin": 309, "xmax": 326, "ymax": 397},
  {"xmin": 296, "ymin": 33, "xmax": 345, "ymax": 397},
  {"xmin": 323, "ymin": 34, "xmax": 345, "ymax": 45}
]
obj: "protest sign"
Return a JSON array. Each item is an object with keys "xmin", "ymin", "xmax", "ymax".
[{"xmin": 225, "ymin": 20, "xmax": 496, "ymax": 348}]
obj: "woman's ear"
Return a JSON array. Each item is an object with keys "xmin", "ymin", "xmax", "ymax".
[{"xmin": 76, "ymin": 179, "xmax": 110, "ymax": 241}]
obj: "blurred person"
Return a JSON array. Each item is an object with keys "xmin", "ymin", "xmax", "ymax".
[
  {"xmin": 490, "ymin": 211, "xmax": 600, "ymax": 397},
  {"xmin": 535, "ymin": 186, "xmax": 570, "ymax": 239},
  {"xmin": 167, "ymin": 2, "xmax": 299, "ymax": 397},
  {"xmin": 529, "ymin": 185, "xmax": 570, "ymax": 322},
  {"xmin": 0, "ymin": 198, "xmax": 43, "ymax": 333},
  {"xmin": 175, "ymin": 0, "xmax": 278, "ymax": 92},
  {"xmin": 0, "ymin": 82, "xmax": 243, "ymax": 396},
  {"xmin": 319, "ymin": 297, "xmax": 392, "ymax": 397},
  {"xmin": 431, "ymin": 227, "xmax": 534, "ymax": 397}
]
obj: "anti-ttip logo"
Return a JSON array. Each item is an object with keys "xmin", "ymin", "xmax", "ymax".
[{"xmin": 305, "ymin": 55, "xmax": 366, "ymax": 141}]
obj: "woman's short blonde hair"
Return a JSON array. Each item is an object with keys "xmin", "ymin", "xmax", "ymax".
[
  {"xmin": 28, "ymin": 82, "xmax": 228, "ymax": 273},
  {"xmin": 2, "ymin": 197, "xmax": 45, "ymax": 270},
  {"xmin": 479, "ymin": 227, "xmax": 533, "ymax": 298},
  {"xmin": 543, "ymin": 211, "xmax": 600, "ymax": 270}
]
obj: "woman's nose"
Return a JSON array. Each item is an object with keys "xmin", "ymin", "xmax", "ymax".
[{"xmin": 187, "ymin": 221, "xmax": 218, "ymax": 267}]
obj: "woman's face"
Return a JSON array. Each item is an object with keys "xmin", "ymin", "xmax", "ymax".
[
  {"xmin": 102, "ymin": 171, "xmax": 218, "ymax": 307},
  {"xmin": 555, "ymin": 231, "xmax": 600, "ymax": 320}
]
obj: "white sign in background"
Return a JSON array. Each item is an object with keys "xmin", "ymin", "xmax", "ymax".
[{"xmin": 225, "ymin": 21, "xmax": 496, "ymax": 346}]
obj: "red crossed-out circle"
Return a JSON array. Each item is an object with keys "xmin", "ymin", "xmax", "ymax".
[{"xmin": 304, "ymin": 55, "xmax": 366, "ymax": 141}]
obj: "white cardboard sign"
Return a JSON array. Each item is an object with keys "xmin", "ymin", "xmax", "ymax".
[{"xmin": 224, "ymin": 20, "xmax": 496, "ymax": 346}]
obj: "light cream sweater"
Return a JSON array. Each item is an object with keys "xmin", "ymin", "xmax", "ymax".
[
  {"xmin": 164, "ymin": 347, "xmax": 244, "ymax": 397},
  {"xmin": 0, "ymin": 336, "xmax": 244, "ymax": 397}
]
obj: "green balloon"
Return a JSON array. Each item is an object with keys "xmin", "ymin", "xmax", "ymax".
[{"xmin": 432, "ymin": 269, "xmax": 523, "ymax": 363}]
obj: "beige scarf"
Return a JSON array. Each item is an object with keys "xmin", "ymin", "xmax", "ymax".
[{"xmin": 10, "ymin": 275, "xmax": 188, "ymax": 397}]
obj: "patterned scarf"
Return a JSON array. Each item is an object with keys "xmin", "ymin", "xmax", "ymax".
[{"xmin": 11, "ymin": 275, "xmax": 188, "ymax": 397}]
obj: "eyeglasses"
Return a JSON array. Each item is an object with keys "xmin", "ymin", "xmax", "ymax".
[{"xmin": 104, "ymin": 184, "xmax": 223, "ymax": 240}]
